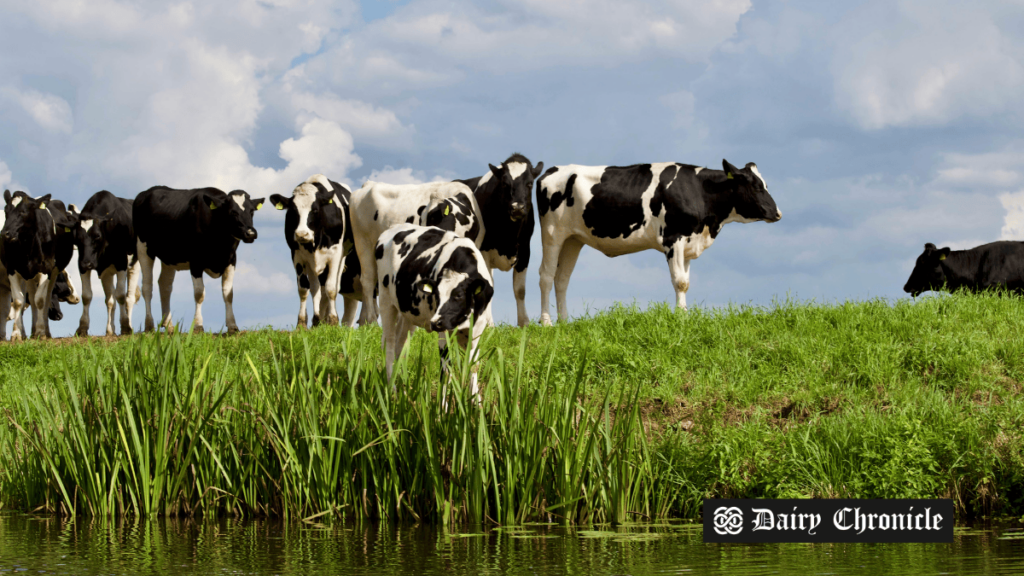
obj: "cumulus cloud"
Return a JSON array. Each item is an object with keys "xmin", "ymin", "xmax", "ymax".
[
  {"xmin": 831, "ymin": 0, "xmax": 1024, "ymax": 130},
  {"xmin": 364, "ymin": 166, "xmax": 447, "ymax": 185},
  {"xmin": 2, "ymin": 88, "xmax": 73, "ymax": 134},
  {"xmin": 233, "ymin": 261, "xmax": 295, "ymax": 294}
]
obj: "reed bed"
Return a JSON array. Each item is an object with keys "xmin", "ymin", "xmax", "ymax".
[{"xmin": 2, "ymin": 292, "xmax": 1024, "ymax": 522}]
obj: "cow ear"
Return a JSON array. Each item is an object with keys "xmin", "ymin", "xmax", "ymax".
[
  {"xmin": 36, "ymin": 194, "xmax": 52, "ymax": 210},
  {"xmin": 269, "ymin": 194, "xmax": 289, "ymax": 210},
  {"xmin": 531, "ymin": 162, "xmax": 544, "ymax": 178},
  {"xmin": 938, "ymin": 247, "xmax": 951, "ymax": 260},
  {"xmin": 419, "ymin": 280, "xmax": 436, "ymax": 294},
  {"xmin": 68, "ymin": 204, "xmax": 79, "ymax": 216},
  {"xmin": 250, "ymin": 197, "xmax": 266, "ymax": 210},
  {"xmin": 3, "ymin": 190, "xmax": 10, "ymax": 205},
  {"xmin": 722, "ymin": 159, "xmax": 740, "ymax": 178},
  {"xmin": 203, "ymin": 193, "xmax": 226, "ymax": 211},
  {"xmin": 488, "ymin": 164, "xmax": 501, "ymax": 176},
  {"xmin": 924, "ymin": 243, "xmax": 936, "ymax": 252}
]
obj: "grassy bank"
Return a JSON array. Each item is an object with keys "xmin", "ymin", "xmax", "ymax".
[{"xmin": 1, "ymin": 293, "xmax": 1023, "ymax": 522}]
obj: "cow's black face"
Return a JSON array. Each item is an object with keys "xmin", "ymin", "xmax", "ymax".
[
  {"xmin": 723, "ymin": 160, "xmax": 782, "ymax": 223},
  {"xmin": 904, "ymin": 243, "xmax": 950, "ymax": 296},
  {"xmin": 429, "ymin": 275, "xmax": 492, "ymax": 333},
  {"xmin": 488, "ymin": 158, "xmax": 544, "ymax": 222},
  {"xmin": 209, "ymin": 190, "xmax": 264, "ymax": 243},
  {"xmin": 75, "ymin": 217, "xmax": 111, "ymax": 272},
  {"xmin": 2, "ymin": 191, "xmax": 52, "ymax": 245}
]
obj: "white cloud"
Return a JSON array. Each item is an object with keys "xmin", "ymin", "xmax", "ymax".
[
  {"xmin": 999, "ymin": 191, "xmax": 1024, "ymax": 240},
  {"xmin": 364, "ymin": 165, "xmax": 447, "ymax": 185},
  {"xmin": 0, "ymin": 160, "xmax": 11, "ymax": 190},
  {"xmin": 232, "ymin": 260, "xmax": 294, "ymax": 294},
  {"xmin": 2, "ymin": 88, "xmax": 73, "ymax": 134},
  {"xmin": 288, "ymin": 89, "xmax": 415, "ymax": 147},
  {"xmin": 832, "ymin": 0, "xmax": 1024, "ymax": 130}
]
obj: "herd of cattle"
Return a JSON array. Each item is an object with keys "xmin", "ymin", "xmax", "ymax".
[{"xmin": 3, "ymin": 152, "xmax": 1021, "ymax": 381}]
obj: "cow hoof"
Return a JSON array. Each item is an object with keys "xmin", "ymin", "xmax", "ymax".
[
  {"xmin": 10, "ymin": 333, "xmax": 23, "ymax": 343},
  {"xmin": 75, "ymin": 327, "xmax": 89, "ymax": 337},
  {"xmin": 192, "ymin": 325, "xmax": 204, "ymax": 334},
  {"xmin": 311, "ymin": 316, "xmax": 321, "ymax": 328},
  {"xmin": 540, "ymin": 315, "xmax": 553, "ymax": 327},
  {"xmin": 67, "ymin": 295, "xmax": 80, "ymax": 305},
  {"xmin": 295, "ymin": 322, "xmax": 307, "ymax": 331},
  {"xmin": 326, "ymin": 314, "xmax": 339, "ymax": 326},
  {"xmin": 226, "ymin": 326, "xmax": 239, "ymax": 335},
  {"xmin": 145, "ymin": 319, "xmax": 155, "ymax": 332},
  {"xmin": 121, "ymin": 325, "xmax": 133, "ymax": 336}
]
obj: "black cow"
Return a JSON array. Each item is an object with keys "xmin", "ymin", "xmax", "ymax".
[
  {"xmin": 1, "ymin": 190, "xmax": 78, "ymax": 340},
  {"xmin": 535, "ymin": 160, "xmax": 782, "ymax": 324},
  {"xmin": 134, "ymin": 186, "xmax": 264, "ymax": 334},
  {"xmin": 376, "ymin": 223, "xmax": 494, "ymax": 396},
  {"xmin": 903, "ymin": 241, "xmax": 1024, "ymax": 296},
  {"xmin": 269, "ymin": 174, "xmax": 352, "ymax": 329},
  {"xmin": 71, "ymin": 190, "xmax": 140, "ymax": 336}
]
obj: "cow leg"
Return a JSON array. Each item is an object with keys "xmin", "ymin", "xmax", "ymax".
[
  {"xmin": 308, "ymin": 271, "xmax": 323, "ymax": 327},
  {"xmin": 189, "ymin": 273, "xmax": 205, "ymax": 334},
  {"xmin": 322, "ymin": 250, "xmax": 343, "ymax": 326},
  {"xmin": 31, "ymin": 274, "xmax": 51, "ymax": 340},
  {"xmin": 64, "ymin": 270, "xmax": 80, "ymax": 305},
  {"xmin": 158, "ymin": 264, "xmax": 176, "ymax": 332},
  {"xmin": 77, "ymin": 271, "xmax": 93, "ymax": 337},
  {"xmin": 554, "ymin": 237, "xmax": 584, "ymax": 324},
  {"xmin": 354, "ymin": 235, "xmax": 379, "ymax": 327},
  {"xmin": 138, "ymin": 240, "xmax": 157, "ymax": 332},
  {"xmin": 101, "ymin": 270, "xmax": 116, "ymax": 336},
  {"xmin": 538, "ymin": 237, "xmax": 564, "ymax": 327},
  {"xmin": 666, "ymin": 243, "xmax": 691, "ymax": 311},
  {"xmin": 221, "ymin": 264, "xmax": 238, "ymax": 334},
  {"xmin": 341, "ymin": 296, "xmax": 359, "ymax": 328},
  {"xmin": 9, "ymin": 276, "xmax": 26, "ymax": 342},
  {"xmin": 296, "ymin": 269, "xmax": 310, "ymax": 329},
  {"xmin": 379, "ymin": 291, "xmax": 399, "ymax": 383},
  {"xmin": 121, "ymin": 261, "xmax": 140, "ymax": 335},
  {"xmin": 0, "ymin": 282, "xmax": 9, "ymax": 341},
  {"xmin": 513, "ymin": 267, "xmax": 529, "ymax": 328}
]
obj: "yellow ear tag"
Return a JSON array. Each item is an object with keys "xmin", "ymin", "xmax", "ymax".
[
  {"xmin": 64, "ymin": 227, "xmax": 70, "ymax": 233},
  {"xmin": 726, "ymin": 173, "xmax": 733, "ymax": 180},
  {"xmin": 939, "ymin": 254, "xmax": 946, "ymax": 261},
  {"xmin": 422, "ymin": 284, "xmax": 434, "ymax": 294},
  {"xmin": 210, "ymin": 201, "xmax": 216, "ymax": 210},
  {"xmin": 38, "ymin": 201, "xmax": 46, "ymax": 210},
  {"xmin": 474, "ymin": 285, "xmax": 482, "ymax": 295},
  {"xmin": 275, "ymin": 202, "xmax": 284, "ymax": 210},
  {"xmin": 256, "ymin": 203, "xmax": 263, "ymax": 210},
  {"xmin": 328, "ymin": 198, "xmax": 333, "ymax": 204},
  {"xmin": 444, "ymin": 204, "xmax": 450, "ymax": 216}
]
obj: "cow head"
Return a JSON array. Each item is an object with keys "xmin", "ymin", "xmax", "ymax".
[
  {"xmin": 2, "ymin": 191, "xmax": 53, "ymax": 245},
  {"xmin": 48, "ymin": 270, "xmax": 75, "ymax": 321},
  {"xmin": 206, "ymin": 190, "xmax": 264, "ymax": 243},
  {"xmin": 427, "ymin": 248, "xmax": 494, "ymax": 333},
  {"xmin": 719, "ymin": 160, "xmax": 782, "ymax": 224},
  {"xmin": 270, "ymin": 180, "xmax": 340, "ymax": 245},
  {"xmin": 487, "ymin": 153, "xmax": 544, "ymax": 222},
  {"xmin": 903, "ymin": 243, "xmax": 951, "ymax": 297},
  {"xmin": 75, "ymin": 215, "xmax": 116, "ymax": 272},
  {"xmin": 422, "ymin": 193, "xmax": 476, "ymax": 238}
]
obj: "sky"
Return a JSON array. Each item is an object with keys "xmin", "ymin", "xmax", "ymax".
[{"xmin": 1, "ymin": 0, "xmax": 1023, "ymax": 336}]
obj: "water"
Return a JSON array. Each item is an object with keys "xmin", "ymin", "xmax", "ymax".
[{"xmin": 0, "ymin": 514, "xmax": 1022, "ymax": 575}]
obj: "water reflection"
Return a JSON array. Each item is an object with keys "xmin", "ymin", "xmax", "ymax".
[{"xmin": 0, "ymin": 515, "xmax": 1021, "ymax": 575}]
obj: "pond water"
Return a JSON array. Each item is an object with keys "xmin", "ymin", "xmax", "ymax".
[{"xmin": 0, "ymin": 514, "xmax": 1022, "ymax": 575}]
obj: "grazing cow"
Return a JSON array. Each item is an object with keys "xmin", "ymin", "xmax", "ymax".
[
  {"xmin": 269, "ymin": 174, "xmax": 352, "ymax": 329},
  {"xmin": 536, "ymin": 160, "xmax": 782, "ymax": 325},
  {"xmin": 903, "ymin": 241, "xmax": 1024, "ymax": 296},
  {"xmin": 46, "ymin": 270, "xmax": 77, "ymax": 322},
  {"xmin": 134, "ymin": 186, "xmax": 264, "ymax": 334},
  {"xmin": 1, "ymin": 191, "xmax": 79, "ymax": 340},
  {"xmin": 351, "ymin": 153, "xmax": 543, "ymax": 327},
  {"xmin": 70, "ymin": 191, "xmax": 141, "ymax": 336},
  {"xmin": 375, "ymin": 223, "xmax": 494, "ymax": 396}
]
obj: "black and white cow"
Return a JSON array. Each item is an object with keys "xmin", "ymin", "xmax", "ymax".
[
  {"xmin": 903, "ymin": 241, "xmax": 1024, "ymax": 296},
  {"xmin": 351, "ymin": 153, "xmax": 542, "ymax": 327},
  {"xmin": 71, "ymin": 190, "xmax": 140, "ymax": 336},
  {"xmin": 1, "ymin": 191, "xmax": 79, "ymax": 340},
  {"xmin": 376, "ymin": 223, "xmax": 494, "ymax": 396},
  {"xmin": 535, "ymin": 160, "xmax": 782, "ymax": 325},
  {"xmin": 134, "ymin": 186, "xmax": 264, "ymax": 334},
  {"xmin": 269, "ymin": 174, "xmax": 352, "ymax": 329}
]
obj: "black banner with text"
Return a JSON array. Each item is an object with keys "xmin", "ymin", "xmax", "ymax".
[{"xmin": 703, "ymin": 499, "xmax": 954, "ymax": 543}]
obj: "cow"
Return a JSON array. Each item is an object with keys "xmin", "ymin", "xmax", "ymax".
[
  {"xmin": 269, "ymin": 174, "xmax": 352, "ymax": 329},
  {"xmin": 134, "ymin": 186, "xmax": 264, "ymax": 334},
  {"xmin": 350, "ymin": 153, "xmax": 543, "ymax": 327},
  {"xmin": 903, "ymin": 241, "xmax": 1024, "ymax": 297},
  {"xmin": 69, "ymin": 191, "xmax": 141, "ymax": 336},
  {"xmin": 375, "ymin": 223, "xmax": 494, "ymax": 397},
  {"xmin": 1, "ymin": 190, "xmax": 79, "ymax": 340},
  {"xmin": 535, "ymin": 160, "xmax": 782, "ymax": 325},
  {"xmin": 45, "ymin": 269, "xmax": 77, "ymax": 322}
]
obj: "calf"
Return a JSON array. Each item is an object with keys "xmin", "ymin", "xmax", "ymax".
[
  {"xmin": 376, "ymin": 223, "xmax": 494, "ymax": 396},
  {"xmin": 903, "ymin": 241, "xmax": 1024, "ymax": 296},
  {"xmin": 1, "ymin": 191, "xmax": 78, "ymax": 340},
  {"xmin": 269, "ymin": 174, "xmax": 352, "ymax": 328},
  {"xmin": 134, "ymin": 186, "xmax": 264, "ymax": 334},
  {"xmin": 71, "ymin": 190, "xmax": 140, "ymax": 336},
  {"xmin": 536, "ymin": 160, "xmax": 782, "ymax": 325}
]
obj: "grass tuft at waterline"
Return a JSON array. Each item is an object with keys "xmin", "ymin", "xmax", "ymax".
[{"xmin": 1, "ymin": 292, "xmax": 1023, "ymax": 522}]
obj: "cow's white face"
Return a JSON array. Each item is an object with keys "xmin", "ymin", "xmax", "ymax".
[
  {"xmin": 428, "ymin": 267, "xmax": 492, "ymax": 333},
  {"xmin": 291, "ymin": 183, "xmax": 319, "ymax": 244}
]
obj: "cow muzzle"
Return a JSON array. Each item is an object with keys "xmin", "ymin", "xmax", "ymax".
[
  {"xmin": 294, "ymin": 230, "xmax": 314, "ymax": 244},
  {"xmin": 242, "ymin": 228, "xmax": 258, "ymax": 243},
  {"xmin": 510, "ymin": 203, "xmax": 527, "ymax": 221},
  {"xmin": 1, "ymin": 231, "xmax": 14, "ymax": 242}
]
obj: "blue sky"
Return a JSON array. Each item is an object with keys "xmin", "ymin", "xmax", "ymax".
[{"xmin": 2, "ymin": 0, "xmax": 1023, "ymax": 336}]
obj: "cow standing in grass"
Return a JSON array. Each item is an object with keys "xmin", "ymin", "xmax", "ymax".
[
  {"xmin": 351, "ymin": 153, "xmax": 542, "ymax": 328},
  {"xmin": 1, "ymin": 191, "xmax": 79, "ymax": 340},
  {"xmin": 535, "ymin": 160, "xmax": 782, "ymax": 325},
  {"xmin": 375, "ymin": 223, "xmax": 494, "ymax": 396},
  {"xmin": 903, "ymin": 241, "xmax": 1024, "ymax": 296},
  {"xmin": 270, "ymin": 174, "xmax": 353, "ymax": 329},
  {"xmin": 134, "ymin": 186, "xmax": 264, "ymax": 334},
  {"xmin": 71, "ymin": 191, "xmax": 140, "ymax": 336}
]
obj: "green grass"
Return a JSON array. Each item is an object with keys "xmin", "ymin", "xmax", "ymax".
[{"xmin": 1, "ymin": 292, "xmax": 1023, "ymax": 522}]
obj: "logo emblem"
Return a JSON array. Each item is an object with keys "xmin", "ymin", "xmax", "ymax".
[{"xmin": 713, "ymin": 506, "xmax": 744, "ymax": 535}]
